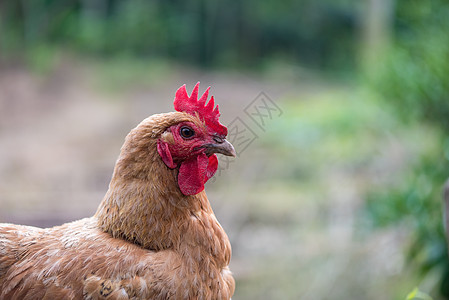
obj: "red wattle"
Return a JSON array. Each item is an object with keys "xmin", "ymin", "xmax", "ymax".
[
  {"xmin": 206, "ymin": 154, "xmax": 218, "ymax": 181},
  {"xmin": 178, "ymin": 153, "xmax": 216, "ymax": 195}
]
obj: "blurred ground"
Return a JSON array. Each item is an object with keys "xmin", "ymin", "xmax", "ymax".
[{"xmin": 0, "ymin": 57, "xmax": 437, "ymax": 299}]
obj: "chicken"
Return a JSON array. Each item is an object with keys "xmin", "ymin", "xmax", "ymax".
[{"xmin": 0, "ymin": 83, "xmax": 236, "ymax": 300}]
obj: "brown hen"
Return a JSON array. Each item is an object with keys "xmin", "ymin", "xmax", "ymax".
[{"xmin": 0, "ymin": 83, "xmax": 236, "ymax": 300}]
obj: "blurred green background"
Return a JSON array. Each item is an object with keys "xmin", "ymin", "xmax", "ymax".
[{"xmin": 0, "ymin": 0, "xmax": 448, "ymax": 299}]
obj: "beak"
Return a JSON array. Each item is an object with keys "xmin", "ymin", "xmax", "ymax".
[{"xmin": 202, "ymin": 139, "xmax": 236, "ymax": 157}]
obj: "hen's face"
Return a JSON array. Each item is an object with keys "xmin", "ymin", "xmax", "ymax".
[
  {"xmin": 156, "ymin": 114, "xmax": 235, "ymax": 195},
  {"xmin": 162, "ymin": 121, "xmax": 234, "ymax": 162}
]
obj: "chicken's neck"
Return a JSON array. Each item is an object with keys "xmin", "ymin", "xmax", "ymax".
[{"xmin": 94, "ymin": 151, "xmax": 231, "ymax": 267}]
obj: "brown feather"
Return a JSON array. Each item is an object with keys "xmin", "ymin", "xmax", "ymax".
[{"xmin": 0, "ymin": 111, "xmax": 234, "ymax": 299}]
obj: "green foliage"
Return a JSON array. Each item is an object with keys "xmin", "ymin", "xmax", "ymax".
[
  {"xmin": 365, "ymin": 0, "xmax": 449, "ymax": 297},
  {"xmin": 406, "ymin": 287, "xmax": 433, "ymax": 300},
  {"xmin": 368, "ymin": 0, "xmax": 449, "ymax": 130},
  {"xmin": 0, "ymin": 0, "xmax": 359, "ymax": 70},
  {"xmin": 366, "ymin": 142, "xmax": 449, "ymax": 296}
]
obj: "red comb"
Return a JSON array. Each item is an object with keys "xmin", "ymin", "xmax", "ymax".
[{"xmin": 174, "ymin": 82, "xmax": 227, "ymax": 136}]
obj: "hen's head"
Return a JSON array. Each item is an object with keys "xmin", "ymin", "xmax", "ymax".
[
  {"xmin": 157, "ymin": 83, "xmax": 235, "ymax": 195},
  {"xmin": 119, "ymin": 83, "xmax": 235, "ymax": 196}
]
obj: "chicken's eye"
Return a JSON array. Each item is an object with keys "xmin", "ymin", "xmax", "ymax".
[{"xmin": 180, "ymin": 126, "xmax": 195, "ymax": 139}]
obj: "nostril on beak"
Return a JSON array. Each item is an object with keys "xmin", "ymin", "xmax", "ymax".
[{"xmin": 213, "ymin": 136, "xmax": 225, "ymax": 144}]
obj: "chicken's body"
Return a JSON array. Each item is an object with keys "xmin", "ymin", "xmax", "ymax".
[
  {"xmin": 0, "ymin": 207, "xmax": 232, "ymax": 299},
  {"xmin": 0, "ymin": 84, "xmax": 235, "ymax": 299}
]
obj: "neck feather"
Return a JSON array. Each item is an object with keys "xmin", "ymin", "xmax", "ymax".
[
  {"xmin": 95, "ymin": 141, "xmax": 201, "ymax": 248},
  {"xmin": 94, "ymin": 115, "xmax": 231, "ymax": 267},
  {"xmin": 95, "ymin": 144, "xmax": 229, "ymax": 258}
]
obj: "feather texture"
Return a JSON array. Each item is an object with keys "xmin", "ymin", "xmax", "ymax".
[{"xmin": 0, "ymin": 110, "xmax": 235, "ymax": 299}]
